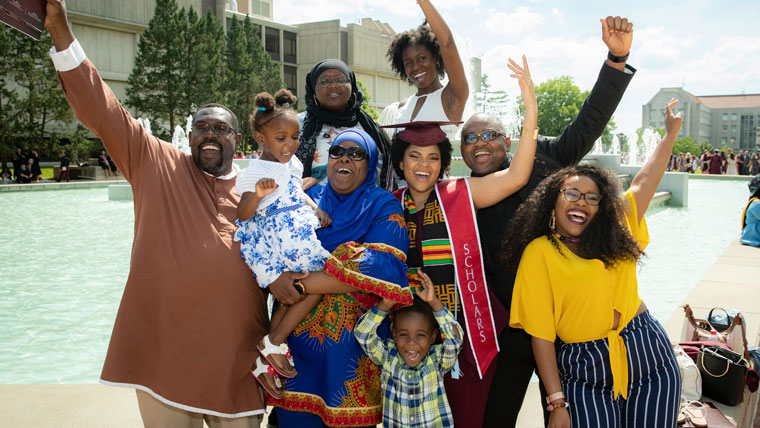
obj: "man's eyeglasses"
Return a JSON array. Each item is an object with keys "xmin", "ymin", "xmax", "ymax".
[
  {"xmin": 316, "ymin": 77, "xmax": 350, "ymax": 88},
  {"xmin": 192, "ymin": 122, "xmax": 236, "ymax": 136},
  {"xmin": 462, "ymin": 130, "xmax": 505, "ymax": 145},
  {"xmin": 328, "ymin": 145, "xmax": 367, "ymax": 161},
  {"xmin": 561, "ymin": 187, "xmax": 602, "ymax": 206}
]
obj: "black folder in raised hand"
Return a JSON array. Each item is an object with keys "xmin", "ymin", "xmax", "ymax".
[{"xmin": 0, "ymin": 0, "xmax": 46, "ymax": 41}]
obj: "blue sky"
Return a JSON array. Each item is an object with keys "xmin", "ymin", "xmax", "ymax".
[{"xmin": 274, "ymin": 0, "xmax": 759, "ymax": 135}]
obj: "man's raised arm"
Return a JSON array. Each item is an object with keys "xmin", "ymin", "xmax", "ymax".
[
  {"xmin": 44, "ymin": 0, "xmax": 156, "ymax": 181},
  {"xmin": 542, "ymin": 16, "xmax": 636, "ymax": 167}
]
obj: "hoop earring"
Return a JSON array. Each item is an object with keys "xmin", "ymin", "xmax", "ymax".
[
  {"xmin": 549, "ymin": 210, "xmax": 556, "ymax": 231},
  {"xmin": 313, "ymin": 94, "xmax": 321, "ymax": 107}
]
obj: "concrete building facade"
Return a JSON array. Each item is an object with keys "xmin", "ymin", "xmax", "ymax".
[
  {"xmin": 643, "ymin": 87, "xmax": 760, "ymax": 151},
  {"xmin": 60, "ymin": 0, "xmax": 438, "ymax": 116}
]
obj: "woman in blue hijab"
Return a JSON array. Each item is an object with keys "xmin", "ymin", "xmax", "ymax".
[{"xmin": 267, "ymin": 129, "xmax": 412, "ymax": 427}]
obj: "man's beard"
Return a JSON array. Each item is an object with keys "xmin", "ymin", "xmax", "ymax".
[{"xmin": 195, "ymin": 153, "xmax": 226, "ymax": 176}]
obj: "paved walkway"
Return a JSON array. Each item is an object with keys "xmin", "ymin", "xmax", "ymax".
[
  {"xmin": 2, "ymin": 237, "xmax": 757, "ymax": 427},
  {"xmin": 662, "ymin": 237, "xmax": 760, "ymax": 428}
]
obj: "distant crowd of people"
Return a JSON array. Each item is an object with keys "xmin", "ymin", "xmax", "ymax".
[
  {"xmin": 669, "ymin": 148, "xmax": 759, "ymax": 175},
  {"xmin": 235, "ymin": 149, "xmax": 262, "ymax": 160},
  {"xmin": 2, "ymin": 147, "xmax": 43, "ymax": 184},
  {"xmin": 1, "ymin": 146, "xmax": 118, "ymax": 184}
]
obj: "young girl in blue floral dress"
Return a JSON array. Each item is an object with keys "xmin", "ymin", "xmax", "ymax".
[{"xmin": 234, "ymin": 89, "xmax": 333, "ymax": 395}]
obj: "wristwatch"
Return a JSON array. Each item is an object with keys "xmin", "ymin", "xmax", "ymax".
[{"xmin": 607, "ymin": 51, "xmax": 629, "ymax": 63}]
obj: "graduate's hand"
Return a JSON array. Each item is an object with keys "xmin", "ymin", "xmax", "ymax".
[
  {"xmin": 45, "ymin": 0, "xmax": 75, "ymax": 51},
  {"xmin": 508, "ymin": 56, "xmax": 536, "ymax": 116}
]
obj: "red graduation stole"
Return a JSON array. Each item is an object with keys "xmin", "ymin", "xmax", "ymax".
[{"xmin": 395, "ymin": 179, "xmax": 500, "ymax": 378}]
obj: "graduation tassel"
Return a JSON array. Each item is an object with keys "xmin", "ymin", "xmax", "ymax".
[{"xmin": 450, "ymin": 284, "xmax": 462, "ymax": 379}]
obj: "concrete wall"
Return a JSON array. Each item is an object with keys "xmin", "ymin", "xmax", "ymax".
[
  {"xmin": 709, "ymin": 107, "xmax": 760, "ymax": 150},
  {"xmin": 587, "ymin": 154, "xmax": 689, "ymax": 207},
  {"xmin": 644, "ymin": 88, "xmax": 760, "ymax": 150},
  {"xmin": 294, "ymin": 20, "xmax": 416, "ymax": 113},
  {"xmin": 642, "ymin": 88, "xmax": 708, "ymax": 142}
]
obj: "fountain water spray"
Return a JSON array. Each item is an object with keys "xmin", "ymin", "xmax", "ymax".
[
  {"xmin": 611, "ymin": 134, "xmax": 621, "ymax": 156},
  {"xmin": 136, "ymin": 118, "xmax": 152, "ymax": 135}
]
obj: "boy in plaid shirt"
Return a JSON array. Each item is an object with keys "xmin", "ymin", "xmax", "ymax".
[{"xmin": 355, "ymin": 271, "xmax": 464, "ymax": 428}]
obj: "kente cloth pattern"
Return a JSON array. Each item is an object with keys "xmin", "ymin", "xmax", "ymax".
[{"xmin": 401, "ymin": 192, "xmax": 459, "ymax": 313}]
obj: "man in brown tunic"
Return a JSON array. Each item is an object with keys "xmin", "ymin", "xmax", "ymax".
[{"xmin": 44, "ymin": 2, "xmax": 268, "ymax": 426}]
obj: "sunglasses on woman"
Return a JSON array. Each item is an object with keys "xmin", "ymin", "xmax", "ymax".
[
  {"xmin": 561, "ymin": 187, "xmax": 602, "ymax": 206},
  {"xmin": 328, "ymin": 145, "xmax": 367, "ymax": 161},
  {"xmin": 461, "ymin": 129, "xmax": 505, "ymax": 145}
]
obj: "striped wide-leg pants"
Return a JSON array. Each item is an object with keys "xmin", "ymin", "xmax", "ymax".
[{"xmin": 558, "ymin": 311, "xmax": 681, "ymax": 428}]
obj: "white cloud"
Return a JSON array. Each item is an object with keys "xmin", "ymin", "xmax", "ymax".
[
  {"xmin": 275, "ymin": 0, "xmax": 365, "ymax": 24},
  {"xmin": 551, "ymin": 8, "xmax": 564, "ymax": 25},
  {"xmin": 271, "ymin": 1, "xmax": 760, "ymax": 135},
  {"xmin": 275, "ymin": 0, "xmax": 480, "ymax": 27},
  {"xmin": 484, "ymin": 6, "xmax": 544, "ymax": 35}
]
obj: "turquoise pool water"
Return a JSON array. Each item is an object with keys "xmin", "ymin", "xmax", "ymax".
[{"xmin": 0, "ymin": 179, "xmax": 751, "ymax": 383}]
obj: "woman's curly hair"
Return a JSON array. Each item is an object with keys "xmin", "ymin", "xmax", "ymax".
[
  {"xmin": 501, "ymin": 165, "xmax": 644, "ymax": 279},
  {"xmin": 249, "ymin": 88, "xmax": 298, "ymax": 134},
  {"xmin": 386, "ymin": 22, "xmax": 445, "ymax": 85},
  {"xmin": 390, "ymin": 134, "xmax": 452, "ymax": 181}
]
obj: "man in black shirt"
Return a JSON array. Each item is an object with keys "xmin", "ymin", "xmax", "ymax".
[
  {"xmin": 13, "ymin": 147, "xmax": 27, "ymax": 182},
  {"xmin": 463, "ymin": 16, "xmax": 637, "ymax": 428},
  {"xmin": 58, "ymin": 150, "xmax": 71, "ymax": 182}
]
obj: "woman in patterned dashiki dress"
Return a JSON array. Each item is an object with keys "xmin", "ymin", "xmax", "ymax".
[{"xmin": 268, "ymin": 128, "xmax": 413, "ymax": 427}]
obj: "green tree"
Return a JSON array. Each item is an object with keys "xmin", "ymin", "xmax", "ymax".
[
  {"xmin": 126, "ymin": 0, "xmax": 185, "ymax": 139},
  {"xmin": 3, "ymin": 29, "xmax": 72, "ymax": 156},
  {"xmin": 672, "ymin": 136, "xmax": 698, "ymax": 155},
  {"xmin": 0, "ymin": 25, "xmax": 16, "ymax": 167},
  {"xmin": 519, "ymin": 76, "xmax": 615, "ymax": 142},
  {"xmin": 62, "ymin": 124, "xmax": 101, "ymax": 163},
  {"xmin": 222, "ymin": 15, "xmax": 283, "ymax": 147},
  {"xmin": 180, "ymin": 8, "xmax": 225, "ymax": 119},
  {"xmin": 357, "ymin": 80, "xmax": 378, "ymax": 121}
]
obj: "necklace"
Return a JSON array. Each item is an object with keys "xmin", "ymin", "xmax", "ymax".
[{"xmin": 552, "ymin": 229, "xmax": 580, "ymax": 244}]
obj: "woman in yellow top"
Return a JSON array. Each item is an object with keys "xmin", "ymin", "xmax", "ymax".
[{"xmin": 506, "ymin": 99, "xmax": 683, "ymax": 428}]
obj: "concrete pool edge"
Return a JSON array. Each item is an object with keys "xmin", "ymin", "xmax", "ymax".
[{"xmin": 0, "ymin": 179, "xmax": 128, "ymax": 192}]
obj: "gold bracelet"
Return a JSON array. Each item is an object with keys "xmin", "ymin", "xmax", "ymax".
[
  {"xmin": 293, "ymin": 279, "xmax": 305, "ymax": 295},
  {"xmin": 521, "ymin": 126, "xmax": 539, "ymax": 139}
]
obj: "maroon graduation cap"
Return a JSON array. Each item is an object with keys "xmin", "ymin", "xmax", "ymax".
[{"xmin": 380, "ymin": 120, "xmax": 462, "ymax": 147}]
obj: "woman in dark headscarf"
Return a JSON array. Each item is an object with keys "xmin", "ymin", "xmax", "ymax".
[{"xmin": 296, "ymin": 59, "xmax": 396, "ymax": 191}]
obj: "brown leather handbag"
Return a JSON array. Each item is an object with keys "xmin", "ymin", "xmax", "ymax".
[{"xmin": 682, "ymin": 304, "xmax": 750, "ymax": 360}]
